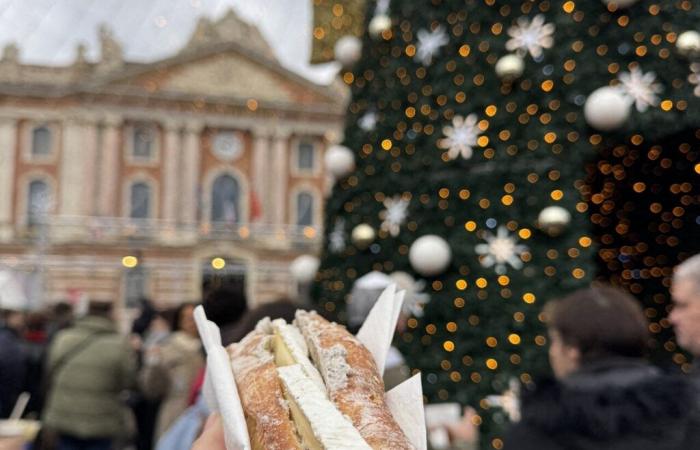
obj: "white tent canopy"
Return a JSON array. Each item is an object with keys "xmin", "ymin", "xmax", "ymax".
[{"xmin": 0, "ymin": 269, "xmax": 29, "ymax": 311}]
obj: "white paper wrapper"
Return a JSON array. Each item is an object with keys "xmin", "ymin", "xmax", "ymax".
[
  {"xmin": 386, "ymin": 373, "xmax": 427, "ymax": 450},
  {"xmin": 194, "ymin": 306, "xmax": 250, "ymax": 450},
  {"xmin": 194, "ymin": 284, "xmax": 427, "ymax": 450}
]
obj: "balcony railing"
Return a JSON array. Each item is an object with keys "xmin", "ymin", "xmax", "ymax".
[{"xmin": 1, "ymin": 215, "xmax": 323, "ymax": 249}]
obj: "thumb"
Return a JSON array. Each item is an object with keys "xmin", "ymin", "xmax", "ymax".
[{"xmin": 193, "ymin": 413, "xmax": 226, "ymax": 450}]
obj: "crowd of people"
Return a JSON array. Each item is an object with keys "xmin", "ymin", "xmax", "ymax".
[
  {"xmin": 1, "ymin": 253, "xmax": 700, "ymax": 450},
  {"xmin": 0, "ymin": 284, "xmax": 255, "ymax": 450}
]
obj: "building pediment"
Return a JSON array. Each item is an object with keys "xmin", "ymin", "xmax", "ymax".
[{"xmin": 100, "ymin": 45, "xmax": 338, "ymax": 107}]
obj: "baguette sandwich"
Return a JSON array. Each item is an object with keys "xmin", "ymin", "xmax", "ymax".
[{"xmin": 227, "ymin": 310, "xmax": 415, "ymax": 450}]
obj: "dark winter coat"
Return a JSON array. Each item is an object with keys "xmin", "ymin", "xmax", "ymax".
[
  {"xmin": 0, "ymin": 325, "xmax": 27, "ymax": 418},
  {"xmin": 691, "ymin": 364, "xmax": 700, "ymax": 408},
  {"xmin": 504, "ymin": 358, "xmax": 700, "ymax": 450}
]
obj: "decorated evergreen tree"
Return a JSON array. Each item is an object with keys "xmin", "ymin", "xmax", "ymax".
[{"xmin": 312, "ymin": 1, "xmax": 700, "ymax": 447}]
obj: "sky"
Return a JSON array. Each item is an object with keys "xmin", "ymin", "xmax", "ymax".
[{"xmin": 0, "ymin": 0, "xmax": 340, "ymax": 84}]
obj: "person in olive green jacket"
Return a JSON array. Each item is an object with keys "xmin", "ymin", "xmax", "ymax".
[{"xmin": 43, "ymin": 300, "xmax": 137, "ymax": 450}]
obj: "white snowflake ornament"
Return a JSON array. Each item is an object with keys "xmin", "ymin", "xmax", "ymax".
[
  {"xmin": 329, "ymin": 218, "xmax": 346, "ymax": 253},
  {"xmin": 389, "ymin": 271, "xmax": 431, "ymax": 318},
  {"xmin": 379, "ymin": 196, "xmax": 409, "ymax": 237},
  {"xmin": 358, "ymin": 111, "xmax": 378, "ymax": 131},
  {"xmin": 475, "ymin": 226, "xmax": 528, "ymax": 275},
  {"xmin": 438, "ymin": 114, "xmax": 482, "ymax": 160},
  {"xmin": 506, "ymin": 14, "xmax": 555, "ymax": 59},
  {"xmin": 617, "ymin": 67, "xmax": 662, "ymax": 112},
  {"xmin": 415, "ymin": 25, "xmax": 449, "ymax": 66},
  {"xmin": 689, "ymin": 63, "xmax": 700, "ymax": 97}
]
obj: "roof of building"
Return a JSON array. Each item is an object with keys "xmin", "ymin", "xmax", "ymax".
[{"xmin": 0, "ymin": 9, "xmax": 348, "ymax": 115}]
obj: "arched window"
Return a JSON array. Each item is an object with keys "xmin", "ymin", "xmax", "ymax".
[
  {"xmin": 31, "ymin": 126, "xmax": 51, "ymax": 156},
  {"xmin": 27, "ymin": 180, "xmax": 50, "ymax": 226},
  {"xmin": 296, "ymin": 191, "xmax": 314, "ymax": 227},
  {"xmin": 212, "ymin": 175, "xmax": 240, "ymax": 223},
  {"xmin": 130, "ymin": 182, "xmax": 151, "ymax": 219}
]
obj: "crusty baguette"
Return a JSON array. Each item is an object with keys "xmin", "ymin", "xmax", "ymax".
[
  {"xmin": 295, "ymin": 311, "xmax": 415, "ymax": 450},
  {"xmin": 228, "ymin": 327, "xmax": 302, "ymax": 450}
]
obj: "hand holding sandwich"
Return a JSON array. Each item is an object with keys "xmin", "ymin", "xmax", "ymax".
[{"xmin": 192, "ymin": 413, "xmax": 225, "ymax": 450}]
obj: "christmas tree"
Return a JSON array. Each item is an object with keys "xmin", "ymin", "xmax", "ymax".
[{"xmin": 313, "ymin": 1, "xmax": 700, "ymax": 447}]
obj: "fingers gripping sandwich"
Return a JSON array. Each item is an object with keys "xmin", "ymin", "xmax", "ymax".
[{"xmin": 228, "ymin": 310, "xmax": 414, "ymax": 450}]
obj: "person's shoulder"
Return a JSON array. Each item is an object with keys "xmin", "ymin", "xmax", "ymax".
[{"xmin": 504, "ymin": 421, "xmax": 560, "ymax": 450}]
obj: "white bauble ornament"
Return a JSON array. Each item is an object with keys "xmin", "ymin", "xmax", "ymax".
[
  {"xmin": 584, "ymin": 87, "xmax": 631, "ymax": 131},
  {"xmin": 409, "ymin": 235, "xmax": 452, "ymax": 276},
  {"xmin": 369, "ymin": 14, "xmax": 392, "ymax": 38},
  {"xmin": 351, "ymin": 223, "xmax": 376, "ymax": 249},
  {"xmin": 601, "ymin": 0, "xmax": 638, "ymax": 8},
  {"xmin": 537, "ymin": 206, "xmax": 572, "ymax": 237},
  {"xmin": 495, "ymin": 54, "xmax": 525, "ymax": 81},
  {"xmin": 677, "ymin": 31, "xmax": 700, "ymax": 58},
  {"xmin": 324, "ymin": 145, "xmax": 355, "ymax": 179},
  {"xmin": 290, "ymin": 255, "xmax": 320, "ymax": 283},
  {"xmin": 334, "ymin": 35, "xmax": 362, "ymax": 66}
]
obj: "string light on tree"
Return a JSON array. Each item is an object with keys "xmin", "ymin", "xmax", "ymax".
[{"xmin": 601, "ymin": 0, "xmax": 639, "ymax": 8}]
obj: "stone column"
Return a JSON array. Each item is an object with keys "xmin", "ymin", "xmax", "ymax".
[
  {"xmin": 0, "ymin": 119, "xmax": 17, "ymax": 240},
  {"xmin": 270, "ymin": 129, "xmax": 290, "ymax": 227},
  {"xmin": 80, "ymin": 119, "xmax": 99, "ymax": 216},
  {"xmin": 59, "ymin": 118, "xmax": 87, "ymax": 216},
  {"xmin": 97, "ymin": 116, "xmax": 122, "ymax": 216},
  {"xmin": 162, "ymin": 121, "xmax": 181, "ymax": 224},
  {"xmin": 251, "ymin": 127, "xmax": 271, "ymax": 223},
  {"xmin": 180, "ymin": 122, "xmax": 204, "ymax": 225}
]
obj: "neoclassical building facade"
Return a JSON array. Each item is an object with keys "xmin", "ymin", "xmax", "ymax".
[{"xmin": 0, "ymin": 11, "xmax": 346, "ymax": 311}]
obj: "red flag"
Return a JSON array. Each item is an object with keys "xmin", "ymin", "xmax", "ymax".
[{"xmin": 250, "ymin": 189, "xmax": 263, "ymax": 222}]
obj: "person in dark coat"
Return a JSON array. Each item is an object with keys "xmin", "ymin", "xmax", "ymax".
[
  {"xmin": 0, "ymin": 308, "xmax": 27, "ymax": 418},
  {"xmin": 504, "ymin": 285, "xmax": 700, "ymax": 450}
]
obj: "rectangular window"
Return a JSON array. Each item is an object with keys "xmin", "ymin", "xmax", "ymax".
[
  {"xmin": 31, "ymin": 126, "xmax": 52, "ymax": 157},
  {"xmin": 296, "ymin": 192, "xmax": 313, "ymax": 226},
  {"xmin": 125, "ymin": 267, "xmax": 147, "ymax": 308},
  {"xmin": 130, "ymin": 183, "xmax": 151, "ymax": 219},
  {"xmin": 132, "ymin": 126, "xmax": 154, "ymax": 159},
  {"xmin": 297, "ymin": 142, "xmax": 314, "ymax": 171}
]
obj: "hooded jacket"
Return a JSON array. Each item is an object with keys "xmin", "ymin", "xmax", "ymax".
[{"xmin": 504, "ymin": 358, "xmax": 700, "ymax": 450}]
